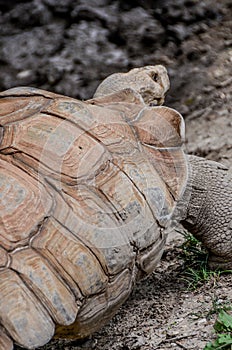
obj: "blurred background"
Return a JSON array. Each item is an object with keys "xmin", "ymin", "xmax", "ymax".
[{"xmin": 0, "ymin": 0, "xmax": 230, "ymax": 104}]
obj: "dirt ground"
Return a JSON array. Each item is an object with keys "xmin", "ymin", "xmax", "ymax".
[{"xmin": 1, "ymin": 0, "xmax": 232, "ymax": 349}]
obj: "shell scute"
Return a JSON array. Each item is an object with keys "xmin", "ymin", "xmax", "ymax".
[
  {"xmin": 130, "ymin": 106, "xmax": 187, "ymax": 200},
  {"xmin": 31, "ymin": 217, "xmax": 108, "ymax": 297},
  {"xmin": 51, "ymin": 183, "xmax": 136, "ymax": 276},
  {"xmin": 0, "ymin": 269, "xmax": 54, "ymax": 349},
  {"xmin": 131, "ymin": 106, "xmax": 185, "ymax": 147},
  {"xmin": 10, "ymin": 247, "xmax": 78, "ymax": 325},
  {"xmin": 0, "ymin": 95, "xmax": 51, "ymax": 125},
  {"xmin": 44, "ymin": 97, "xmax": 138, "ymax": 157},
  {"xmin": 55, "ymin": 268, "xmax": 133, "ymax": 339},
  {"xmin": 1, "ymin": 112, "xmax": 112, "ymax": 184},
  {"xmin": 0, "ymin": 158, "xmax": 53, "ymax": 250},
  {"xmin": 0, "ymin": 327, "xmax": 13, "ymax": 350}
]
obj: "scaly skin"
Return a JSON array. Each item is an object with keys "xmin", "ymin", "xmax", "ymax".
[{"xmin": 178, "ymin": 155, "xmax": 232, "ymax": 269}]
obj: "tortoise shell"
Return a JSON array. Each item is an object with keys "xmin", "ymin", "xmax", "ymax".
[{"xmin": 0, "ymin": 87, "xmax": 187, "ymax": 349}]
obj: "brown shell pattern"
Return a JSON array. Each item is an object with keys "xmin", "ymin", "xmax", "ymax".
[{"xmin": 0, "ymin": 87, "xmax": 187, "ymax": 349}]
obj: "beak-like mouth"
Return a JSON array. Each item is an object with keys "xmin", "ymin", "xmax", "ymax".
[{"xmin": 149, "ymin": 97, "xmax": 164, "ymax": 106}]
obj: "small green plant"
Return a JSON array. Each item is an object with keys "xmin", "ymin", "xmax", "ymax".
[
  {"xmin": 177, "ymin": 230, "xmax": 232, "ymax": 349},
  {"xmin": 204, "ymin": 310, "xmax": 232, "ymax": 349},
  {"xmin": 177, "ymin": 229, "xmax": 214, "ymax": 289},
  {"xmin": 178, "ymin": 229, "xmax": 209, "ymax": 268},
  {"xmin": 206, "ymin": 298, "xmax": 232, "ymax": 319},
  {"xmin": 177, "ymin": 230, "xmax": 232, "ymax": 290}
]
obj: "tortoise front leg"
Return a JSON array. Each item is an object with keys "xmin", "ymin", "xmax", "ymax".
[{"xmin": 178, "ymin": 155, "xmax": 232, "ymax": 269}]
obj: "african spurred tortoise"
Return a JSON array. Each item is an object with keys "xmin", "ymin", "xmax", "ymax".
[{"xmin": 0, "ymin": 65, "xmax": 231, "ymax": 349}]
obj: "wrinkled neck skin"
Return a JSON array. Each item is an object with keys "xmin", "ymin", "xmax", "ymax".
[{"xmin": 175, "ymin": 155, "xmax": 232, "ymax": 270}]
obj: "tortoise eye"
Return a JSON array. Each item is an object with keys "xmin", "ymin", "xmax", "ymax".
[{"xmin": 151, "ymin": 73, "xmax": 159, "ymax": 82}]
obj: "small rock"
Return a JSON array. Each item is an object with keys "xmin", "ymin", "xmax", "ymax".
[{"xmin": 16, "ymin": 70, "xmax": 32, "ymax": 79}]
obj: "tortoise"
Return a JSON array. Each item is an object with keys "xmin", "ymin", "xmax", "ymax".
[{"xmin": 0, "ymin": 65, "xmax": 231, "ymax": 349}]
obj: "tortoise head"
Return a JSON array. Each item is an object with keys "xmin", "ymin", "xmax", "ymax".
[{"xmin": 93, "ymin": 65, "xmax": 170, "ymax": 106}]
